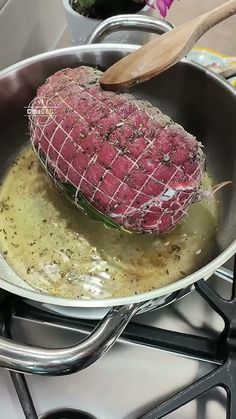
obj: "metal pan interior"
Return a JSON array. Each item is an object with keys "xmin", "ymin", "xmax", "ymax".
[{"xmin": 0, "ymin": 45, "xmax": 235, "ymax": 305}]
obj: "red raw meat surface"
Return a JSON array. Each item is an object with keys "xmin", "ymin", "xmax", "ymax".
[{"xmin": 30, "ymin": 66, "xmax": 205, "ymax": 234}]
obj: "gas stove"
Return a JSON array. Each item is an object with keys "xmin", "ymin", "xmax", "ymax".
[{"xmin": 0, "ymin": 258, "xmax": 235, "ymax": 419}]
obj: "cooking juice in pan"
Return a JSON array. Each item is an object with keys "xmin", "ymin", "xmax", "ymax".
[{"xmin": 0, "ymin": 147, "xmax": 218, "ymax": 299}]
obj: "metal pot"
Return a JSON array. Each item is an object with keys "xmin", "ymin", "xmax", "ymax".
[{"xmin": 0, "ymin": 15, "xmax": 235, "ymax": 375}]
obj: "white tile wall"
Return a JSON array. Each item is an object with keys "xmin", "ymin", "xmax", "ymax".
[{"xmin": 0, "ymin": 0, "xmax": 67, "ymax": 70}]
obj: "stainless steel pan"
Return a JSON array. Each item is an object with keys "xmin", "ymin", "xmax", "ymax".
[{"xmin": 0, "ymin": 15, "xmax": 235, "ymax": 375}]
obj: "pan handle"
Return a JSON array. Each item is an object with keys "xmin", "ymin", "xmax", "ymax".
[
  {"xmin": 86, "ymin": 14, "xmax": 173, "ymax": 44},
  {"xmin": 0, "ymin": 302, "xmax": 141, "ymax": 375}
]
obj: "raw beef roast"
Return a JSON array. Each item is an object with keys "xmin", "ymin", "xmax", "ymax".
[{"xmin": 29, "ymin": 66, "xmax": 205, "ymax": 234}]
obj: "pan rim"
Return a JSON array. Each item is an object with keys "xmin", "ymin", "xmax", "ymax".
[
  {"xmin": 0, "ymin": 242, "xmax": 235, "ymax": 307},
  {"xmin": 0, "ymin": 43, "xmax": 235, "ymax": 308}
]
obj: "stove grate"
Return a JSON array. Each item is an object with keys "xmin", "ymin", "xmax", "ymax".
[{"xmin": 0, "ymin": 258, "xmax": 235, "ymax": 419}]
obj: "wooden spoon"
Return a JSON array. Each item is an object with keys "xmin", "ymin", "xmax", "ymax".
[{"xmin": 100, "ymin": 0, "xmax": 236, "ymax": 91}]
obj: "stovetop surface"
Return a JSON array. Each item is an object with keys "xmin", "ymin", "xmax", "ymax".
[{"xmin": 0, "ymin": 266, "xmax": 232, "ymax": 419}]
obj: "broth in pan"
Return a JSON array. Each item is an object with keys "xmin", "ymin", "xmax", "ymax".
[{"xmin": 0, "ymin": 147, "xmax": 218, "ymax": 299}]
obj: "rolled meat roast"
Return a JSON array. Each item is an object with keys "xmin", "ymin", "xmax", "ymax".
[{"xmin": 29, "ymin": 66, "xmax": 205, "ymax": 234}]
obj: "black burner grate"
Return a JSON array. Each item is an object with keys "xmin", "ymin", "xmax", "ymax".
[{"xmin": 0, "ymin": 257, "xmax": 236, "ymax": 419}]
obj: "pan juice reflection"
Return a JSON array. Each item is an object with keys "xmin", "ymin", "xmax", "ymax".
[{"xmin": 0, "ymin": 146, "xmax": 219, "ymax": 299}]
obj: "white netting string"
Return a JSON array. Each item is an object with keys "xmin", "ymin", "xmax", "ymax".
[{"xmin": 30, "ymin": 66, "xmax": 205, "ymax": 234}]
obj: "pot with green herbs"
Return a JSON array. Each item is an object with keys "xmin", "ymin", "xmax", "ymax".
[{"xmin": 63, "ymin": 0, "xmax": 174, "ymax": 45}]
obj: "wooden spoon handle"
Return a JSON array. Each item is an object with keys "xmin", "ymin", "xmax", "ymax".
[
  {"xmin": 168, "ymin": 0, "xmax": 236, "ymax": 61},
  {"xmin": 189, "ymin": 0, "xmax": 236, "ymax": 48},
  {"xmin": 101, "ymin": 0, "xmax": 236, "ymax": 91},
  {"xmin": 199, "ymin": 0, "xmax": 236, "ymax": 32}
]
